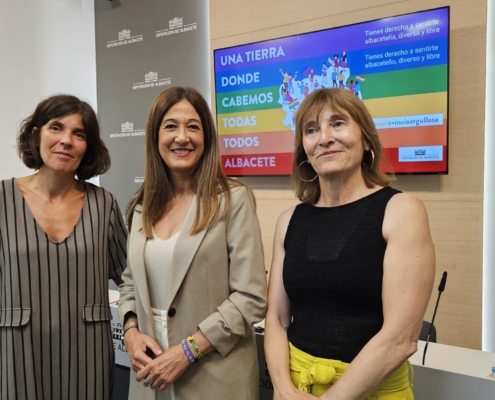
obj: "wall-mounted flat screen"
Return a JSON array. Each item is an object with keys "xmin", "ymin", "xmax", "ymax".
[{"xmin": 213, "ymin": 6, "xmax": 449, "ymax": 175}]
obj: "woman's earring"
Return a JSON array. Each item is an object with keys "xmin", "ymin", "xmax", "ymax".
[
  {"xmin": 297, "ymin": 160, "xmax": 318, "ymax": 182},
  {"xmin": 364, "ymin": 149, "xmax": 375, "ymax": 169}
]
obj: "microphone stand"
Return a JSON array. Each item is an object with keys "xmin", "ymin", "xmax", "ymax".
[{"xmin": 422, "ymin": 271, "xmax": 447, "ymax": 366}]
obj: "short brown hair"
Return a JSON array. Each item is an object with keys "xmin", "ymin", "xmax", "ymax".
[
  {"xmin": 293, "ymin": 88, "xmax": 394, "ymax": 204},
  {"xmin": 127, "ymin": 86, "xmax": 243, "ymax": 237},
  {"xmin": 17, "ymin": 94, "xmax": 110, "ymax": 180}
]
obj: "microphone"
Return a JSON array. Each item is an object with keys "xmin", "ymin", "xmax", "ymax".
[{"xmin": 422, "ymin": 271, "xmax": 448, "ymax": 365}]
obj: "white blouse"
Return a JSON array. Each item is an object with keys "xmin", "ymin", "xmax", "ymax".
[{"xmin": 145, "ymin": 230, "xmax": 179, "ymax": 310}]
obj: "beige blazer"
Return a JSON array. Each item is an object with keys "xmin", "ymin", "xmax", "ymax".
[{"xmin": 119, "ymin": 186, "xmax": 267, "ymax": 400}]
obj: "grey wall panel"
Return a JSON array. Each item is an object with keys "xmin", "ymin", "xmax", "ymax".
[{"xmin": 95, "ymin": 0, "xmax": 210, "ymax": 214}]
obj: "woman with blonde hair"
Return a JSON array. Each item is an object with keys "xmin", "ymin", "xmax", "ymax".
[
  {"xmin": 265, "ymin": 88, "xmax": 435, "ymax": 399},
  {"xmin": 119, "ymin": 86, "xmax": 267, "ymax": 399}
]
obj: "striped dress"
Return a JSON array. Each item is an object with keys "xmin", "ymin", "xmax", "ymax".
[{"xmin": 0, "ymin": 178, "xmax": 127, "ymax": 400}]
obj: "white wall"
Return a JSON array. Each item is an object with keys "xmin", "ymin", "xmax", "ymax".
[
  {"xmin": 483, "ymin": 0, "xmax": 495, "ymax": 352},
  {"xmin": 0, "ymin": 0, "xmax": 97, "ymax": 181}
]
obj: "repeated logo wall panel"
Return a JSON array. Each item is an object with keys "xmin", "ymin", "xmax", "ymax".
[{"xmin": 95, "ymin": 0, "xmax": 210, "ymax": 214}]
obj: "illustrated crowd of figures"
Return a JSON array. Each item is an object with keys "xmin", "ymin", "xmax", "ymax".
[{"xmin": 278, "ymin": 51, "xmax": 365, "ymax": 130}]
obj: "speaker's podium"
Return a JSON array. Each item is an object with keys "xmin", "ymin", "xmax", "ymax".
[{"xmin": 408, "ymin": 340, "xmax": 495, "ymax": 399}]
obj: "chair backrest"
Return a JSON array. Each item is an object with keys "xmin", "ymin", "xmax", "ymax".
[{"xmin": 419, "ymin": 321, "xmax": 437, "ymax": 342}]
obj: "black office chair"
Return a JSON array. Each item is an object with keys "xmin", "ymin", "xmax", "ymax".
[{"xmin": 419, "ymin": 321, "xmax": 437, "ymax": 342}]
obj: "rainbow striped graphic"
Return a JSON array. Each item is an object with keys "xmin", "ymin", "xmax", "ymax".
[{"xmin": 288, "ymin": 98, "xmax": 300, "ymax": 110}]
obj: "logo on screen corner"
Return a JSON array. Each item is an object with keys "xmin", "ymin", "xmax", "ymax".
[
  {"xmin": 133, "ymin": 72, "xmax": 172, "ymax": 90},
  {"xmin": 109, "ymin": 122, "xmax": 145, "ymax": 139},
  {"xmin": 107, "ymin": 29, "xmax": 143, "ymax": 48},
  {"xmin": 398, "ymin": 146, "xmax": 443, "ymax": 162},
  {"xmin": 156, "ymin": 17, "xmax": 198, "ymax": 38}
]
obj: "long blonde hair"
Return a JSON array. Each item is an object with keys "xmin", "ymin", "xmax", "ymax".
[
  {"xmin": 293, "ymin": 88, "xmax": 394, "ymax": 204},
  {"xmin": 127, "ymin": 87, "xmax": 242, "ymax": 237}
]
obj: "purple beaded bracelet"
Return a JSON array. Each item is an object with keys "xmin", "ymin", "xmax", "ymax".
[{"xmin": 181, "ymin": 339, "xmax": 197, "ymax": 363}]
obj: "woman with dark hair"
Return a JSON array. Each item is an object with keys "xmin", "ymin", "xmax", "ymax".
[
  {"xmin": 119, "ymin": 86, "xmax": 267, "ymax": 399},
  {"xmin": 265, "ymin": 88, "xmax": 435, "ymax": 399},
  {"xmin": 0, "ymin": 94, "xmax": 127, "ymax": 399}
]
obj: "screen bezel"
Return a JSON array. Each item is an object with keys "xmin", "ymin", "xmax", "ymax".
[{"xmin": 213, "ymin": 6, "xmax": 450, "ymax": 176}]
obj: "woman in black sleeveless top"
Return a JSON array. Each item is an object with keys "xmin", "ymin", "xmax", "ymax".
[{"xmin": 265, "ymin": 88, "xmax": 435, "ymax": 399}]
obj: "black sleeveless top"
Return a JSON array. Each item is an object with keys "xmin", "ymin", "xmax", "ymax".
[{"xmin": 283, "ymin": 187, "xmax": 400, "ymax": 363}]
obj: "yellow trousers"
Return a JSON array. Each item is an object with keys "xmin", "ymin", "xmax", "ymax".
[{"xmin": 288, "ymin": 343, "xmax": 414, "ymax": 399}]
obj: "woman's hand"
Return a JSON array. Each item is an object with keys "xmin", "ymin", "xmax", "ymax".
[
  {"xmin": 135, "ymin": 343, "xmax": 191, "ymax": 391},
  {"xmin": 275, "ymin": 386, "xmax": 318, "ymax": 399},
  {"xmin": 123, "ymin": 328, "xmax": 163, "ymax": 372}
]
